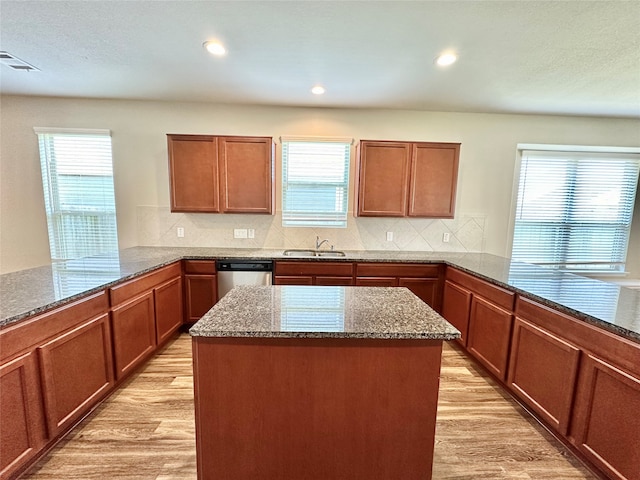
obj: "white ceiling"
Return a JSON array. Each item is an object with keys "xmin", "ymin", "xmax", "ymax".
[{"xmin": 1, "ymin": 0, "xmax": 639, "ymax": 118}]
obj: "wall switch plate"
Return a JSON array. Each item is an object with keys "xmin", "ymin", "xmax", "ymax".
[
  {"xmin": 177, "ymin": 227, "xmax": 184, "ymax": 238},
  {"xmin": 386, "ymin": 231, "xmax": 393, "ymax": 241},
  {"xmin": 443, "ymin": 232, "xmax": 451, "ymax": 243},
  {"xmin": 234, "ymin": 228, "xmax": 248, "ymax": 239},
  {"xmin": 248, "ymin": 228, "xmax": 255, "ymax": 239}
]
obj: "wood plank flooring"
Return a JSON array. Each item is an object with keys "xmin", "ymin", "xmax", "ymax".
[{"xmin": 22, "ymin": 334, "xmax": 597, "ymax": 479}]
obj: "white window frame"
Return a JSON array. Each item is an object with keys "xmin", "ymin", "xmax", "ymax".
[
  {"xmin": 507, "ymin": 144, "xmax": 640, "ymax": 274},
  {"xmin": 280, "ymin": 136, "xmax": 353, "ymax": 228},
  {"xmin": 34, "ymin": 127, "xmax": 119, "ymax": 262}
]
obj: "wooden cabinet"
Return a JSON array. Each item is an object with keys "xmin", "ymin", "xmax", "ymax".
[
  {"xmin": 571, "ymin": 355, "xmax": 640, "ymax": 480},
  {"xmin": 512, "ymin": 296, "xmax": 640, "ymax": 479},
  {"xmin": 38, "ymin": 313, "xmax": 114, "ymax": 437},
  {"xmin": 441, "ymin": 267, "xmax": 515, "ymax": 381},
  {"xmin": 111, "ymin": 292, "xmax": 156, "ymax": 380},
  {"xmin": 507, "ymin": 317, "xmax": 580, "ymax": 435},
  {"xmin": 184, "ymin": 260, "xmax": 218, "ymax": 323},
  {"xmin": 0, "ymin": 352, "xmax": 45, "ymax": 480},
  {"xmin": 355, "ymin": 263, "xmax": 442, "ymax": 310},
  {"xmin": 168, "ymin": 134, "xmax": 274, "ymax": 214},
  {"xmin": 155, "ymin": 276, "xmax": 183, "ymax": 345},
  {"xmin": 274, "ymin": 261, "xmax": 355, "ymax": 286},
  {"xmin": 0, "ymin": 291, "xmax": 109, "ymax": 479},
  {"xmin": 168, "ymin": 135, "xmax": 219, "ymax": 212},
  {"xmin": 357, "ymin": 140, "xmax": 460, "ymax": 218},
  {"xmin": 467, "ymin": 296, "xmax": 514, "ymax": 381},
  {"xmin": 441, "ymin": 280, "xmax": 472, "ymax": 346},
  {"xmin": 218, "ymin": 136, "xmax": 274, "ymax": 214},
  {"xmin": 109, "ymin": 262, "xmax": 182, "ymax": 379}
]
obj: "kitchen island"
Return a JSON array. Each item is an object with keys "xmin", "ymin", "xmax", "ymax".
[{"xmin": 190, "ymin": 285, "xmax": 460, "ymax": 480}]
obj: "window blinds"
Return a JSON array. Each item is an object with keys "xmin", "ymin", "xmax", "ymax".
[
  {"xmin": 282, "ymin": 141, "xmax": 351, "ymax": 227},
  {"xmin": 512, "ymin": 150, "xmax": 640, "ymax": 272},
  {"xmin": 36, "ymin": 129, "xmax": 119, "ymax": 261}
]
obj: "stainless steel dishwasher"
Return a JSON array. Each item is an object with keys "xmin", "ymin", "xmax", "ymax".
[{"xmin": 216, "ymin": 259, "xmax": 273, "ymax": 299}]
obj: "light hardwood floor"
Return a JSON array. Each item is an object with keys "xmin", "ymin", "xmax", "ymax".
[{"xmin": 23, "ymin": 334, "xmax": 597, "ymax": 479}]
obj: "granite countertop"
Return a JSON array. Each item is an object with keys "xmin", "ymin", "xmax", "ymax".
[
  {"xmin": 1, "ymin": 246, "xmax": 639, "ymax": 343},
  {"xmin": 189, "ymin": 285, "xmax": 461, "ymax": 340}
]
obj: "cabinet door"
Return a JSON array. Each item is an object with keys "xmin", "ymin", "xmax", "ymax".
[
  {"xmin": 219, "ymin": 137, "xmax": 273, "ymax": 214},
  {"xmin": 168, "ymin": 135, "xmax": 219, "ymax": 212},
  {"xmin": 155, "ymin": 276, "xmax": 183, "ymax": 345},
  {"xmin": 408, "ymin": 143, "xmax": 459, "ymax": 218},
  {"xmin": 111, "ymin": 292, "xmax": 156, "ymax": 380},
  {"xmin": 355, "ymin": 277, "xmax": 398, "ymax": 287},
  {"xmin": 507, "ymin": 318, "xmax": 580, "ymax": 435},
  {"xmin": 398, "ymin": 277, "xmax": 439, "ymax": 310},
  {"xmin": 357, "ymin": 141, "xmax": 410, "ymax": 216},
  {"xmin": 274, "ymin": 276, "xmax": 314, "ymax": 285},
  {"xmin": 38, "ymin": 313, "xmax": 114, "ymax": 437},
  {"xmin": 185, "ymin": 274, "xmax": 218, "ymax": 322},
  {"xmin": 467, "ymin": 296, "xmax": 513, "ymax": 381},
  {"xmin": 571, "ymin": 355, "xmax": 640, "ymax": 480},
  {"xmin": 0, "ymin": 352, "xmax": 46, "ymax": 479},
  {"xmin": 441, "ymin": 280, "xmax": 472, "ymax": 346}
]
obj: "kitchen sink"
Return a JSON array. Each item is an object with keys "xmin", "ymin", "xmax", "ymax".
[
  {"xmin": 282, "ymin": 249, "xmax": 316, "ymax": 257},
  {"xmin": 282, "ymin": 249, "xmax": 346, "ymax": 257}
]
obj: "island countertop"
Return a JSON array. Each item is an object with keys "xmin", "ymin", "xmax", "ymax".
[{"xmin": 189, "ymin": 285, "xmax": 461, "ymax": 340}]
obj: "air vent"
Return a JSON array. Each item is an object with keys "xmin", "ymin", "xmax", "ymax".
[{"xmin": 0, "ymin": 51, "xmax": 40, "ymax": 71}]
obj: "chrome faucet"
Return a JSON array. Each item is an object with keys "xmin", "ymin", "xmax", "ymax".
[{"xmin": 315, "ymin": 236, "xmax": 330, "ymax": 250}]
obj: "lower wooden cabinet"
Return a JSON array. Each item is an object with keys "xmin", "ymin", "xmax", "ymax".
[
  {"xmin": 0, "ymin": 352, "xmax": 46, "ymax": 480},
  {"xmin": 155, "ymin": 276, "xmax": 183, "ymax": 344},
  {"xmin": 355, "ymin": 263, "xmax": 442, "ymax": 309},
  {"xmin": 37, "ymin": 314, "xmax": 114, "ymax": 437},
  {"xmin": 441, "ymin": 280, "xmax": 472, "ymax": 346},
  {"xmin": 111, "ymin": 292, "xmax": 156, "ymax": 380},
  {"xmin": 571, "ymin": 354, "xmax": 640, "ymax": 480},
  {"xmin": 507, "ymin": 317, "xmax": 580, "ymax": 435},
  {"xmin": 467, "ymin": 296, "xmax": 514, "ymax": 381},
  {"xmin": 184, "ymin": 260, "xmax": 218, "ymax": 323}
]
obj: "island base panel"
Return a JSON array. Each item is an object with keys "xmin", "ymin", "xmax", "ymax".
[{"xmin": 193, "ymin": 337, "xmax": 443, "ymax": 480}]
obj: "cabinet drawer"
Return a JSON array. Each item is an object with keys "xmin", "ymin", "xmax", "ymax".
[
  {"xmin": 184, "ymin": 260, "xmax": 217, "ymax": 275},
  {"xmin": 275, "ymin": 261, "xmax": 354, "ymax": 277},
  {"xmin": 356, "ymin": 262, "xmax": 440, "ymax": 278},
  {"xmin": 110, "ymin": 262, "xmax": 181, "ymax": 306},
  {"xmin": 446, "ymin": 267, "xmax": 514, "ymax": 311}
]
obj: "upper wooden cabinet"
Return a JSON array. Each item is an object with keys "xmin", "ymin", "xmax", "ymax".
[
  {"xmin": 168, "ymin": 134, "xmax": 274, "ymax": 214},
  {"xmin": 356, "ymin": 140, "xmax": 460, "ymax": 218}
]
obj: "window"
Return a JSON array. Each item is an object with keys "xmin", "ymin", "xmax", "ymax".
[
  {"xmin": 511, "ymin": 147, "xmax": 640, "ymax": 273},
  {"xmin": 282, "ymin": 139, "xmax": 351, "ymax": 227},
  {"xmin": 35, "ymin": 128, "xmax": 119, "ymax": 262}
]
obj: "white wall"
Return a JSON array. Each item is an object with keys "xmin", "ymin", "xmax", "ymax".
[{"xmin": 2, "ymin": 95, "xmax": 639, "ymax": 276}]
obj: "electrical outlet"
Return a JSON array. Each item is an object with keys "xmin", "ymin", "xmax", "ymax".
[
  {"xmin": 234, "ymin": 228, "xmax": 248, "ymax": 239},
  {"xmin": 177, "ymin": 227, "xmax": 184, "ymax": 238},
  {"xmin": 248, "ymin": 228, "xmax": 255, "ymax": 239},
  {"xmin": 443, "ymin": 232, "xmax": 451, "ymax": 243},
  {"xmin": 386, "ymin": 231, "xmax": 393, "ymax": 241}
]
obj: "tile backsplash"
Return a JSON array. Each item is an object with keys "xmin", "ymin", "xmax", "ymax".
[{"xmin": 137, "ymin": 206, "xmax": 486, "ymax": 252}]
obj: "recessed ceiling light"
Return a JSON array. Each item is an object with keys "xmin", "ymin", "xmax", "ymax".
[
  {"xmin": 203, "ymin": 41, "xmax": 227, "ymax": 56},
  {"xmin": 311, "ymin": 85, "xmax": 325, "ymax": 95},
  {"xmin": 436, "ymin": 53, "xmax": 457, "ymax": 66}
]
